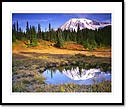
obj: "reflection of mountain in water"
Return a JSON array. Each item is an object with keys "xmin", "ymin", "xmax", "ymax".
[
  {"xmin": 62, "ymin": 67, "xmax": 110, "ymax": 80},
  {"xmin": 43, "ymin": 67, "xmax": 111, "ymax": 85}
]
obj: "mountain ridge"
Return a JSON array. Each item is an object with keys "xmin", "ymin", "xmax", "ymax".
[{"xmin": 60, "ymin": 18, "xmax": 111, "ymax": 31}]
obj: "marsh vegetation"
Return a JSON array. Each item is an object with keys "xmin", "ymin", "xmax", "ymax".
[{"xmin": 12, "ymin": 40, "xmax": 111, "ymax": 92}]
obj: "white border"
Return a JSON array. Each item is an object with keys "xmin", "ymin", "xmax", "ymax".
[{"xmin": 2, "ymin": 2, "xmax": 122, "ymax": 103}]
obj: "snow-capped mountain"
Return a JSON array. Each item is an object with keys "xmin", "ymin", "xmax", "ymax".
[{"xmin": 60, "ymin": 18, "xmax": 111, "ymax": 31}]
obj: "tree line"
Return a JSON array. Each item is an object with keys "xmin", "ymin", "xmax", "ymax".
[{"xmin": 12, "ymin": 21, "xmax": 111, "ymax": 49}]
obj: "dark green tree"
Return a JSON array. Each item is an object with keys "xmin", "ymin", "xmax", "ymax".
[
  {"xmin": 26, "ymin": 21, "xmax": 30, "ymax": 40},
  {"xmin": 16, "ymin": 20, "xmax": 19, "ymax": 32},
  {"xmin": 37, "ymin": 24, "xmax": 42, "ymax": 39},
  {"xmin": 55, "ymin": 28, "xmax": 64, "ymax": 48},
  {"xmin": 30, "ymin": 26, "xmax": 38, "ymax": 46},
  {"xmin": 49, "ymin": 23, "xmax": 51, "ymax": 31},
  {"xmin": 12, "ymin": 23, "xmax": 16, "ymax": 42},
  {"xmin": 16, "ymin": 21, "xmax": 19, "ymax": 39},
  {"xmin": 48, "ymin": 23, "xmax": 52, "ymax": 41}
]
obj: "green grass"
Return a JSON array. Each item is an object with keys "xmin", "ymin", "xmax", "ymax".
[
  {"xmin": 22, "ymin": 78, "xmax": 31, "ymax": 84},
  {"xmin": 34, "ymin": 74, "xmax": 45, "ymax": 84},
  {"xmin": 89, "ymin": 80, "xmax": 111, "ymax": 92},
  {"xmin": 12, "ymin": 82, "xmax": 26, "ymax": 92}
]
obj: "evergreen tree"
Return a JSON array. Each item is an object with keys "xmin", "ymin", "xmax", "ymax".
[
  {"xmin": 48, "ymin": 23, "xmax": 51, "ymax": 41},
  {"xmin": 12, "ymin": 19, "xmax": 111, "ymax": 49},
  {"xmin": 18, "ymin": 27, "xmax": 23, "ymax": 40},
  {"xmin": 77, "ymin": 23, "xmax": 81, "ymax": 43},
  {"xmin": 12, "ymin": 23, "xmax": 16, "ymax": 42},
  {"xmin": 16, "ymin": 20, "xmax": 19, "ymax": 32},
  {"xmin": 26, "ymin": 21, "xmax": 30, "ymax": 40},
  {"xmin": 30, "ymin": 26, "xmax": 38, "ymax": 46},
  {"xmin": 49, "ymin": 23, "xmax": 51, "ymax": 31},
  {"xmin": 16, "ymin": 21, "xmax": 19, "ymax": 39},
  {"xmin": 55, "ymin": 28, "xmax": 64, "ymax": 48},
  {"xmin": 37, "ymin": 24, "xmax": 42, "ymax": 39}
]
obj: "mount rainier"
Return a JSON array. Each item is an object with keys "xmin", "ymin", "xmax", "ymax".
[{"xmin": 60, "ymin": 18, "xmax": 111, "ymax": 31}]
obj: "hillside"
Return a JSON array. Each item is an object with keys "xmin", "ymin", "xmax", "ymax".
[{"xmin": 12, "ymin": 40, "xmax": 111, "ymax": 60}]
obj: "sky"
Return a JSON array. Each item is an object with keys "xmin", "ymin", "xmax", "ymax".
[{"xmin": 12, "ymin": 13, "xmax": 111, "ymax": 32}]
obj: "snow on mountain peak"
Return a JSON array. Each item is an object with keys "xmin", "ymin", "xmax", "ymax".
[{"xmin": 60, "ymin": 18, "xmax": 111, "ymax": 31}]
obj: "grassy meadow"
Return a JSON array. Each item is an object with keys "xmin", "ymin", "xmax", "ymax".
[{"xmin": 12, "ymin": 40, "xmax": 111, "ymax": 92}]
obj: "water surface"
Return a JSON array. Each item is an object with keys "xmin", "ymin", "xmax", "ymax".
[{"xmin": 42, "ymin": 67, "xmax": 111, "ymax": 85}]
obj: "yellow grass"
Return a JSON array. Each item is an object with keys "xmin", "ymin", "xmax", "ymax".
[{"xmin": 12, "ymin": 40, "xmax": 111, "ymax": 59}]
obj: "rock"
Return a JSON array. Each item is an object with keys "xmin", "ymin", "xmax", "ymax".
[
  {"xmin": 19, "ymin": 66, "xmax": 25, "ymax": 70},
  {"xmin": 38, "ymin": 67, "xmax": 46, "ymax": 73},
  {"xmin": 47, "ymin": 63, "xmax": 57, "ymax": 68},
  {"xmin": 60, "ymin": 62, "xmax": 66, "ymax": 66},
  {"xmin": 71, "ymin": 61, "xmax": 76, "ymax": 65},
  {"xmin": 31, "ymin": 65, "xmax": 38, "ymax": 69},
  {"xmin": 63, "ymin": 61, "xmax": 69, "ymax": 65},
  {"xmin": 56, "ymin": 63, "xmax": 60, "ymax": 67}
]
